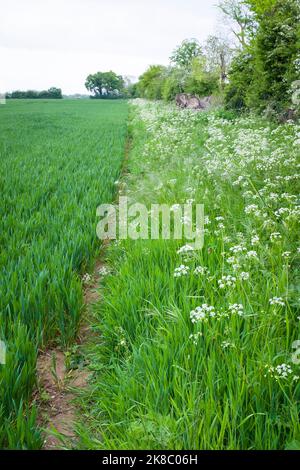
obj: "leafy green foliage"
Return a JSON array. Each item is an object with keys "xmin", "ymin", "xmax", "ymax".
[
  {"xmin": 161, "ymin": 68, "xmax": 186, "ymax": 101},
  {"xmin": 226, "ymin": 0, "xmax": 300, "ymax": 116},
  {"xmin": 225, "ymin": 52, "xmax": 255, "ymax": 110},
  {"xmin": 137, "ymin": 65, "xmax": 167, "ymax": 100},
  {"xmin": 248, "ymin": 0, "xmax": 300, "ymax": 112},
  {"xmin": 184, "ymin": 58, "xmax": 219, "ymax": 97},
  {"xmin": 170, "ymin": 39, "xmax": 203, "ymax": 69}
]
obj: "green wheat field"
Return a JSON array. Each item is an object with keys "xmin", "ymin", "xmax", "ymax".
[{"xmin": 0, "ymin": 99, "xmax": 128, "ymax": 448}]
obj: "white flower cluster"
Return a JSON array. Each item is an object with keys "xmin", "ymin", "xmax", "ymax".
[
  {"xmin": 230, "ymin": 244, "xmax": 247, "ymax": 254},
  {"xmin": 221, "ymin": 341, "xmax": 235, "ymax": 350},
  {"xmin": 189, "ymin": 331, "xmax": 203, "ymax": 345},
  {"xmin": 177, "ymin": 244, "xmax": 194, "ymax": 255},
  {"xmin": 265, "ymin": 363, "xmax": 295, "ymax": 380},
  {"xmin": 218, "ymin": 275, "xmax": 236, "ymax": 289},
  {"xmin": 190, "ymin": 304, "xmax": 216, "ymax": 323},
  {"xmin": 228, "ymin": 304, "xmax": 244, "ymax": 316},
  {"xmin": 245, "ymin": 250, "xmax": 258, "ymax": 260},
  {"xmin": 82, "ymin": 273, "xmax": 92, "ymax": 284},
  {"xmin": 239, "ymin": 272, "xmax": 250, "ymax": 281},
  {"xmin": 270, "ymin": 232, "xmax": 282, "ymax": 242},
  {"xmin": 99, "ymin": 266, "xmax": 110, "ymax": 277},
  {"xmin": 251, "ymin": 235, "xmax": 260, "ymax": 246},
  {"xmin": 174, "ymin": 265, "xmax": 190, "ymax": 278},
  {"xmin": 194, "ymin": 266, "xmax": 210, "ymax": 276},
  {"xmin": 269, "ymin": 297, "xmax": 285, "ymax": 306}
]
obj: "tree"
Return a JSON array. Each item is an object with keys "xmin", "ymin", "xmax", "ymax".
[
  {"xmin": 161, "ymin": 67, "xmax": 188, "ymax": 101},
  {"xmin": 225, "ymin": 0, "xmax": 300, "ymax": 116},
  {"xmin": 85, "ymin": 71, "xmax": 124, "ymax": 97},
  {"xmin": 247, "ymin": 0, "xmax": 300, "ymax": 112},
  {"xmin": 170, "ymin": 39, "xmax": 203, "ymax": 69},
  {"xmin": 225, "ymin": 51, "xmax": 254, "ymax": 110},
  {"xmin": 137, "ymin": 65, "xmax": 166, "ymax": 100},
  {"xmin": 122, "ymin": 76, "xmax": 139, "ymax": 98},
  {"xmin": 245, "ymin": 0, "xmax": 277, "ymax": 15},
  {"xmin": 218, "ymin": 0, "xmax": 255, "ymax": 47},
  {"xmin": 204, "ymin": 35, "xmax": 233, "ymax": 87}
]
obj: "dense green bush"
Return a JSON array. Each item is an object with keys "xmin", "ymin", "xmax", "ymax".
[
  {"xmin": 161, "ymin": 69, "xmax": 186, "ymax": 102},
  {"xmin": 226, "ymin": 0, "xmax": 300, "ymax": 116},
  {"xmin": 185, "ymin": 72, "xmax": 219, "ymax": 97},
  {"xmin": 137, "ymin": 66, "xmax": 166, "ymax": 100},
  {"xmin": 225, "ymin": 52, "xmax": 255, "ymax": 111}
]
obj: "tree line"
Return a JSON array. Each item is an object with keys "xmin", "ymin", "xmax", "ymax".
[
  {"xmin": 133, "ymin": 0, "xmax": 300, "ymax": 120},
  {"xmin": 7, "ymin": 0, "xmax": 299, "ymax": 119},
  {"xmin": 6, "ymin": 87, "xmax": 63, "ymax": 99}
]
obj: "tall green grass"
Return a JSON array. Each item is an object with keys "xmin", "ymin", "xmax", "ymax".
[
  {"xmin": 77, "ymin": 101, "xmax": 300, "ymax": 450},
  {"xmin": 0, "ymin": 99, "xmax": 128, "ymax": 448}
]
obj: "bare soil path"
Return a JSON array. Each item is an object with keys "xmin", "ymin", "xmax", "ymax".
[{"xmin": 36, "ymin": 260, "xmax": 104, "ymax": 449}]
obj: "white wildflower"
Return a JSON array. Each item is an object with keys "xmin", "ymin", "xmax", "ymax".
[
  {"xmin": 269, "ymin": 297, "xmax": 285, "ymax": 306},
  {"xmin": 270, "ymin": 232, "xmax": 282, "ymax": 242},
  {"xmin": 251, "ymin": 235, "xmax": 260, "ymax": 246},
  {"xmin": 218, "ymin": 275, "xmax": 236, "ymax": 289},
  {"xmin": 265, "ymin": 363, "xmax": 292, "ymax": 380},
  {"xmin": 174, "ymin": 265, "xmax": 190, "ymax": 278},
  {"xmin": 221, "ymin": 341, "xmax": 235, "ymax": 349},
  {"xmin": 190, "ymin": 304, "xmax": 216, "ymax": 323},
  {"xmin": 177, "ymin": 244, "xmax": 194, "ymax": 255},
  {"xmin": 239, "ymin": 272, "xmax": 250, "ymax": 281},
  {"xmin": 82, "ymin": 273, "xmax": 92, "ymax": 284},
  {"xmin": 189, "ymin": 332, "xmax": 203, "ymax": 345},
  {"xmin": 99, "ymin": 266, "xmax": 110, "ymax": 277},
  {"xmin": 246, "ymin": 250, "xmax": 258, "ymax": 259},
  {"xmin": 228, "ymin": 303, "xmax": 244, "ymax": 316},
  {"xmin": 194, "ymin": 266, "xmax": 210, "ymax": 276}
]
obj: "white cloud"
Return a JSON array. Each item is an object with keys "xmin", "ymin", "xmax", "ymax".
[{"xmin": 1, "ymin": 0, "xmax": 219, "ymax": 94}]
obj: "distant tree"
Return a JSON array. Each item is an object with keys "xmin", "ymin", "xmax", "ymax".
[
  {"xmin": 170, "ymin": 39, "xmax": 203, "ymax": 69},
  {"xmin": 204, "ymin": 35, "xmax": 233, "ymax": 87},
  {"xmin": 122, "ymin": 76, "xmax": 139, "ymax": 98},
  {"xmin": 85, "ymin": 71, "xmax": 124, "ymax": 97},
  {"xmin": 25, "ymin": 90, "xmax": 39, "ymax": 98},
  {"xmin": 8, "ymin": 88, "xmax": 62, "ymax": 99},
  {"xmin": 46, "ymin": 87, "xmax": 62, "ymax": 99}
]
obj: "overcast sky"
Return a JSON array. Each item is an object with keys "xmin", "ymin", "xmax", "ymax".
[{"xmin": 1, "ymin": 0, "xmax": 220, "ymax": 94}]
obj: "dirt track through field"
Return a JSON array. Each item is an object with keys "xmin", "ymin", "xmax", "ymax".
[{"xmin": 36, "ymin": 260, "xmax": 104, "ymax": 449}]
